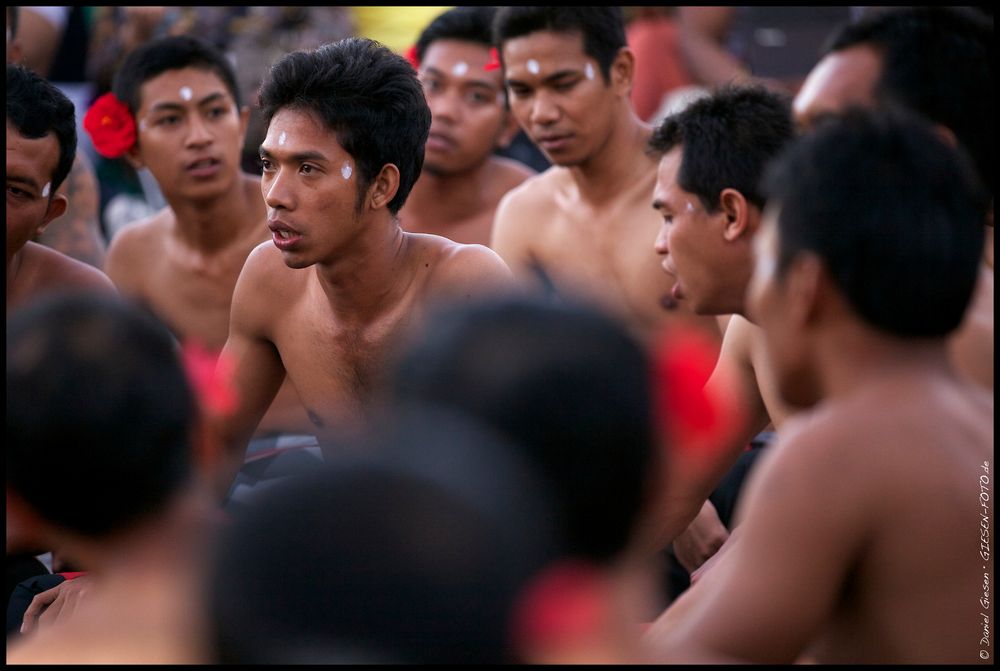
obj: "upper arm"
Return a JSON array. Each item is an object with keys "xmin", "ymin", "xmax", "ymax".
[
  {"xmin": 489, "ymin": 187, "xmax": 537, "ymax": 278},
  {"xmin": 218, "ymin": 247, "xmax": 288, "ymax": 458},
  {"xmin": 656, "ymin": 317, "xmax": 769, "ymax": 543},
  {"xmin": 104, "ymin": 224, "xmax": 148, "ymax": 296},
  {"xmin": 648, "ymin": 429, "xmax": 865, "ymax": 662}
]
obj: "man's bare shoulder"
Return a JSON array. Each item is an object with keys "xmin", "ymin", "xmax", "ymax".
[
  {"xmin": 23, "ymin": 242, "xmax": 117, "ymax": 294},
  {"xmin": 489, "ymin": 155, "xmax": 537, "ymax": 190},
  {"xmin": 495, "ymin": 166, "xmax": 567, "ymax": 217},
  {"xmin": 406, "ymin": 232, "xmax": 514, "ymax": 297}
]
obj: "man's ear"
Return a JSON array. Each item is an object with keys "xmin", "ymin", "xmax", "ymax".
[
  {"xmin": 719, "ymin": 188, "xmax": 753, "ymax": 242},
  {"xmin": 35, "ymin": 193, "xmax": 68, "ymax": 238},
  {"xmin": 368, "ymin": 163, "xmax": 400, "ymax": 211},
  {"xmin": 610, "ymin": 46, "xmax": 635, "ymax": 97},
  {"xmin": 123, "ymin": 140, "xmax": 145, "ymax": 170},
  {"xmin": 786, "ymin": 252, "xmax": 824, "ymax": 330}
]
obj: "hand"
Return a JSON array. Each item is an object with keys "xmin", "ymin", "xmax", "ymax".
[
  {"xmin": 672, "ymin": 500, "xmax": 729, "ymax": 574},
  {"xmin": 20, "ymin": 575, "xmax": 93, "ymax": 635}
]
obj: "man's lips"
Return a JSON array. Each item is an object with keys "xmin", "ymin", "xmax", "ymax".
[{"xmin": 426, "ymin": 131, "xmax": 457, "ymax": 151}]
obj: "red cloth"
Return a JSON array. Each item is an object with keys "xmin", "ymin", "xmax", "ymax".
[{"xmin": 627, "ymin": 15, "xmax": 694, "ymax": 122}]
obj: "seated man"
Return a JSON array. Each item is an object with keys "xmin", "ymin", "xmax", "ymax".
[
  {"xmin": 100, "ymin": 36, "xmax": 312, "ymax": 446},
  {"xmin": 489, "ymin": 7, "xmax": 720, "ymax": 349},
  {"xmin": 793, "ymin": 7, "xmax": 993, "ymax": 390},
  {"xmin": 646, "ymin": 110, "xmax": 992, "ymax": 663},
  {"xmin": 399, "ymin": 6, "xmax": 535, "ymax": 246},
  {"xmin": 7, "ymin": 294, "xmax": 217, "ymax": 663},
  {"xmin": 217, "ymin": 38, "xmax": 514, "ymax": 495},
  {"xmin": 6, "ymin": 64, "xmax": 115, "ymax": 315}
]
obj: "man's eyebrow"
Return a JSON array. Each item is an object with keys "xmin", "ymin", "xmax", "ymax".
[
  {"xmin": 506, "ymin": 68, "xmax": 580, "ymax": 88},
  {"xmin": 148, "ymin": 91, "xmax": 228, "ymax": 113},
  {"xmin": 7, "ymin": 174, "xmax": 41, "ymax": 191},
  {"xmin": 259, "ymin": 147, "xmax": 331, "ymax": 163}
]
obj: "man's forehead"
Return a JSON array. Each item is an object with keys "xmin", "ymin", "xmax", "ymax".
[
  {"xmin": 793, "ymin": 45, "xmax": 882, "ymax": 128},
  {"xmin": 138, "ymin": 67, "xmax": 232, "ymax": 109},
  {"xmin": 502, "ymin": 30, "xmax": 588, "ymax": 70}
]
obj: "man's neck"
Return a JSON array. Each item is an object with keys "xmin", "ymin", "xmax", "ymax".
[
  {"xmin": 315, "ymin": 218, "xmax": 413, "ymax": 325},
  {"xmin": 566, "ymin": 111, "xmax": 654, "ymax": 205},
  {"xmin": 164, "ymin": 174, "xmax": 263, "ymax": 253},
  {"xmin": 405, "ymin": 159, "xmax": 493, "ymax": 226}
]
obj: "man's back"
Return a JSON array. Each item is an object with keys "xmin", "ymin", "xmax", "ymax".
[{"xmin": 787, "ymin": 373, "xmax": 991, "ymax": 663}]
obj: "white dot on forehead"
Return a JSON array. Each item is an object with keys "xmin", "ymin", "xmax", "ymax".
[
  {"xmin": 41, "ymin": 182, "xmax": 51, "ymax": 198},
  {"xmin": 341, "ymin": 163, "xmax": 353, "ymax": 180},
  {"xmin": 526, "ymin": 59, "xmax": 540, "ymax": 75},
  {"xmin": 584, "ymin": 63, "xmax": 595, "ymax": 80},
  {"xmin": 179, "ymin": 86, "xmax": 193, "ymax": 101},
  {"xmin": 278, "ymin": 131, "xmax": 287, "ymax": 146},
  {"xmin": 452, "ymin": 61, "xmax": 468, "ymax": 77}
]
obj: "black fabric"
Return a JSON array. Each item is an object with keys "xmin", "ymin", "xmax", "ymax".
[{"xmin": 6, "ymin": 571, "xmax": 63, "ymax": 638}]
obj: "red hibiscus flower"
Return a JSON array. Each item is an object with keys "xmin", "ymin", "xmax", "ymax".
[
  {"xmin": 83, "ymin": 93, "xmax": 136, "ymax": 159},
  {"xmin": 404, "ymin": 44, "xmax": 420, "ymax": 71}
]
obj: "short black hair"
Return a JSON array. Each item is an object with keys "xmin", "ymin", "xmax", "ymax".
[
  {"xmin": 112, "ymin": 35, "xmax": 243, "ymax": 116},
  {"xmin": 7, "ymin": 294, "xmax": 196, "ymax": 538},
  {"xmin": 416, "ymin": 6, "xmax": 498, "ymax": 62},
  {"xmin": 649, "ymin": 84, "xmax": 793, "ymax": 211},
  {"xmin": 6, "ymin": 63, "xmax": 77, "ymax": 193},
  {"xmin": 826, "ymin": 7, "xmax": 993, "ymax": 196},
  {"xmin": 208, "ymin": 407, "xmax": 559, "ymax": 664},
  {"xmin": 763, "ymin": 109, "xmax": 987, "ymax": 338},
  {"xmin": 388, "ymin": 295, "xmax": 656, "ymax": 564},
  {"xmin": 259, "ymin": 37, "xmax": 430, "ymax": 215},
  {"xmin": 493, "ymin": 7, "xmax": 625, "ymax": 83}
]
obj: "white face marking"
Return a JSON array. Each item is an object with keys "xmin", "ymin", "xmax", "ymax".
[
  {"xmin": 526, "ymin": 59, "xmax": 540, "ymax": 75},
  {"xmin": 584, "ymin": 63, "xmax": 595, "ymax": 80},
  {"xmin": 278, "ymin": 131, "xmax": 287, "ymax": 146},
  {"xmin": 179, "ymin": 86, "xmax": 193, "ymax": 101},
  {"xmin": 341, "ymin": 163, "xmax": 353, "ymax": 180},
  {"xmin": 41, "ymin": 182, "xmax": 51, "ymax": 198},
  {"xmin": 452, "ymin": 61, "xmax": 468, "ymax": 77},
  {"xmin": 685, "ymin": 201, "xmax": 695, "ymax": 214}
]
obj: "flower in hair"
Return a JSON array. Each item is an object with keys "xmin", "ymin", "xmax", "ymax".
[
  {"xmin": 404, "ymin": 44, "xmax": 420, "ymax": 71},
  {"xmin": 484, "ymin": 46, "xmax": 501, "ymax": 71},
  {"xmin": 83, "ymin": 93, "xmax": 136, "ymax": 159}
]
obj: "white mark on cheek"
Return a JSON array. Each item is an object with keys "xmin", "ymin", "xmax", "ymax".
[
  {"xmin": 139, "ymin": 119, "xmax": 150, "ymax": 131},
  {"xmin": 41, "ymin": 182, "xmax": 51, "ymax": 198},
  {"xmin": 179, "ymin": 86, "xmax": 193, "ymax": 101},
  {"xmin": 585, "ymin": 63, "xmax": 595, "ymax": 80},
  {"xmin": 341, "ymin": 163, "xmax": 353, "ymax": 180},
  {"xmin": 452, "ymin": 61, "xmax": 468, "ymax": 76},
  {"xmin": 278, "ymin": 131, "xmax": 287, "ymax": 146},
  {"xmin": 527, "ymin": 59, "xmax": 540, "ymax": 75},
  {"xmin": 685, "ymin": 201, "xmax": 695, "ymax": 214}
]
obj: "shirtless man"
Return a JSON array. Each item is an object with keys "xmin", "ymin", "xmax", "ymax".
[
  {"xmin": 655, "ymin": 6, "xmax": 994, "ymax": 550},
  {"xmin": 649, "ymin": 85, "xmax": 794, "ymax": 549},
  {"xmin": 7, "ymin": 294, "xmax": 216, "ymax": 663},
  {"xmin": 399, "ymin": 6, "xmax": 535, "ymax": 246},
  {"xmin": 6, "ymin": 63, "xmax": 115, "ymax": 314},
  {"xmin": 490, "ymin": 7, "xmax": 719, "ymax": 348},
  {"xmin": 647, "ymin": 110, "xmax": 992, "ymax": 664},
  {"xmin": 101, "ymin": 36, "xmax": 310, "ymax": 436},
  {"xmin": 793, "ymin": 7, "xmax": 993, "ymax": 390},
  {"xmin": 7, "ymin": 6, "xmax": 107, "ymax": 269},
  {"xmin": 217, "ymin": 38, "xmax": 514, "ymax": 494}
]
